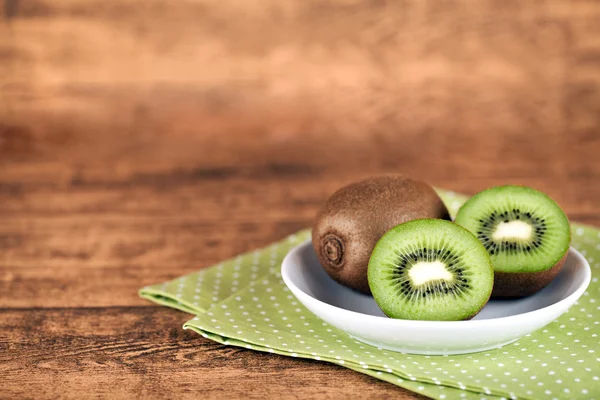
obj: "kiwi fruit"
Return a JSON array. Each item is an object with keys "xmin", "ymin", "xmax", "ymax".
[
  {"xmin": 455, "ymin": 185, "xmax": 571, "ymax": 298},
  {"xmin": 312, "ymin": 175, "xmax": 451, "ymax": 294},
  {"xmin": 368, "ymin": 219, "xmax": 494, "ymax": 321}
]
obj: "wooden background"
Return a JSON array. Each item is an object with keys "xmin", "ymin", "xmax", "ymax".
[{"xmin": 1, "ymin": 0, "xmax": 600, "ymax": 398}]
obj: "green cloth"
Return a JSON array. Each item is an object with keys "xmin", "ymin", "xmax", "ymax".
[{"xmin": 140, "ymin": 190, "xmax": 600, "ymax": 399}]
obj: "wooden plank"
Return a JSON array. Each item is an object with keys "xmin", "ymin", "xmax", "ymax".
[
  {"xmin": 1, "ymin": 0, "xmax": 600, "ymax": 176},
  {"xmin": 1, "ymin": 174, "xmax": 598, "ymax": 308},
  {"xmin": 1, "ymin": 173, "xmax": 599, "ymax": 223},
  {"xmin": 0, "ymin": 219, "xmax": 308, "ymax": 308},
  {"xmin": 0, "ymin": 307, "xmax": 426, "ymax": 399}
]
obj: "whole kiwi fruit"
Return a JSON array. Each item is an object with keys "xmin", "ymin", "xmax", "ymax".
[{"xmin": 312, "ymin": 175, "xmax": 451, "ymax": 293}]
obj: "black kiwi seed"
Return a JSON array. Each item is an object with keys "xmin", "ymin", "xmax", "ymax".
[
  {"xmin": 470, "ymin": 207, "xmax": 553, "ymax": 258},
  {"xmin": 386, "ymin": 246, "xmax": 475, "ymax": 300}
]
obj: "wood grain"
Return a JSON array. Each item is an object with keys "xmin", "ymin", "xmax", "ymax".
[
  {"xmin": 1, "ymin": 307, "xmax": 422, "ymax": 399},
  {"xmin": 1, "ymin": 0, "xmax": 600, "ymax": 398}
]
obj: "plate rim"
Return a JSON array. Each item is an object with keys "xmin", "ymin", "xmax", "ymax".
[{"xmin": 281, "ymin": 240, "xmax": 592, "ymax": 328}]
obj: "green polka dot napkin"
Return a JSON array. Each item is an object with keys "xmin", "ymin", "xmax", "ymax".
[{"xmin": 139, "ymin": 191, "xmax": 600, "ymax": 400}]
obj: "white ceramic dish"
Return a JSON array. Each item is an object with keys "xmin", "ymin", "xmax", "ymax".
[{"xmin": 281, "ymin": 240, "xmax": 591, "ymax": 355}]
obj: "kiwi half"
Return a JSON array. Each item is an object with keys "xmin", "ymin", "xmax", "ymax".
[
  {"xmin": 455, "ymin": 185, "xmax": 571, "ymax": 298},
  {"xmin": 368, "ymin": 219, "xmax": 494, "ymax": 321},
  {"xmin": 312, "ymin": 175, "xmax": 450, "ymax": 294}
]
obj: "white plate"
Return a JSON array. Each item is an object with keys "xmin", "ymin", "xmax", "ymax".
[{"xmin": 281, "ymin": 240, "xmax": 591, "ymax": 355}]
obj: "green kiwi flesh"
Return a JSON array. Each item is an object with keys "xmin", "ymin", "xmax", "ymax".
[
  {"xmin": 312, "ymin": 175, "xmax": 451, "ymax": 294},
  {"xmin": 454, "ymin": 185, "xmax": 571, "ymax": 298},
  {"xmin": 367, "ymin": 219, "xmax": 494, "ymax": 321}
]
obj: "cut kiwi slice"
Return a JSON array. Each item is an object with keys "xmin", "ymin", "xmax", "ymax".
[
  {"xmin": 367, "ymin": 219, "xmax": 494, "ymax": 321},
  {"xmin": 455, "ymin": 185, "xmax": 571, "ymax": 298}
]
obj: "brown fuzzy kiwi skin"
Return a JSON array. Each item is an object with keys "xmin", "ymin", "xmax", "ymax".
[
  {"xmin": 491, "ymin": 252, "xmax": 569, "ymax": 298},
  {"xmin": 311, "ymin": 175, "xmax": 451, "ymax": 294}
]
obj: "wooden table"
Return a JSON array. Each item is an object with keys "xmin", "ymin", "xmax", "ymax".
[{"xmin": 1, "ymin": 0, "xmax": 600, "ymax": 398}]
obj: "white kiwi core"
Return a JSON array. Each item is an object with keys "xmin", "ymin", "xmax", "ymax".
[
  {"xmin": 408, "ymin": 261, "xmax": 453, "ymax": 286},
  {"xmin": 492, "ymin": 220, "xmax": 533, "ymax": 241}
]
